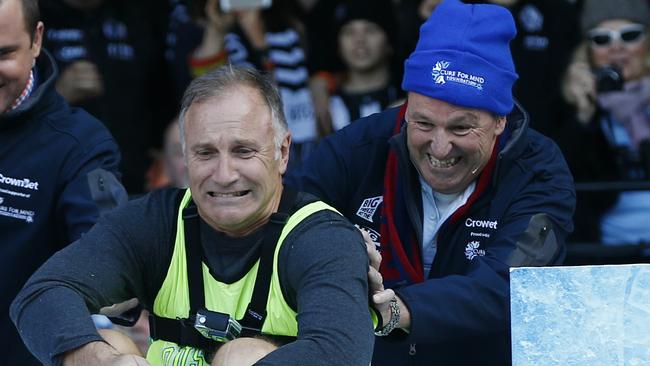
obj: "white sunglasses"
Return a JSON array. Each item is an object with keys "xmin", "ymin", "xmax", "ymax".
[{"xmin": 588, "ymin": 24, "xmax": 646, "ymax": 48}]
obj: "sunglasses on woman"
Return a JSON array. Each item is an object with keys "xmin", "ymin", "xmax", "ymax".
[{"xmin": 588, "ymin": 24, "xmax": 646, "ymax": 48}]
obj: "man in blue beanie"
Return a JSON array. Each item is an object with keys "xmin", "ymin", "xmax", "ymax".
[{"xmin": 285, "ymin": 0, "xmax": 576, "ymax": 364}]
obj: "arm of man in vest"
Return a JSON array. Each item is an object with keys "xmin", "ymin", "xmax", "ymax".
[
  {"xmin": 255, "ymin": 210, "xmax": 375, "ymax": 365},
  {"xmin": 10, "ymin": 191, "xmax": 176, "ymax": 366}
]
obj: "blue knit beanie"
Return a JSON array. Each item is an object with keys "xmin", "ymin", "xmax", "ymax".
[{"xmin": 402, "ymin": 0, "xmax": 518, "ymax": 116}]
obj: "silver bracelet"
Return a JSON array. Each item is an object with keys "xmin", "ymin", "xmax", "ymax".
[{"xmin": 374, "ymin": 297, "xmax": 400, "ymax": 336}]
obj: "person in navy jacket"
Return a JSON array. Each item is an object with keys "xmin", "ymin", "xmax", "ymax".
[
  {"xmin": 285, "ymin": 0, "xmax": 576, "ymax": 365},
  {"xmin": 0, "ymin": 0, "xmax": 125, "ymax": 364}
]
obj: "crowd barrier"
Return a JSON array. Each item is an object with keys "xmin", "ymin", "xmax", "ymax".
[{"xmin": 565, "ymin": 180, "xmax": 650, "ymax": 265}]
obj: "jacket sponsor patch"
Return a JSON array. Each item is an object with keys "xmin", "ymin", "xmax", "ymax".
[
  {"xmin": 465, "ymin": 217, "xmax": 498, "ymax": 229},
  {"xmin": 465, "ymin": 241, "xmax": 486, "ymax": 260},
  {"xmin": 0, "ymin": 173, "xmax": 39, "ymax": 190},
  {"xmin": 356, "ymin": 196, "xmax": 383, "ymax": 222},
  {"xmin": 0, "ymin": 204, "xmax": 35, "ymax": 223}
]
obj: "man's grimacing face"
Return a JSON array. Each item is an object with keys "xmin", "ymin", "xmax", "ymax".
[
  {"xmin": 406, "ymin": 92, "xmax": 506, "ymax": 194},
  {"xmin": 183, "ymin": 84, "xmax": 290, "ymax": 237},
  {"xmin": 0, "ymin": 0, "xmax": 43, "ymax": 114}
]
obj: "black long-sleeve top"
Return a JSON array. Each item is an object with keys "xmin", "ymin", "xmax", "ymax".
[{"xmin": 10, "ymin": 188, "xmax": 374, "ymax": 365}]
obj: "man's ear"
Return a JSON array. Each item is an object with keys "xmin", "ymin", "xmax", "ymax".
[
  {"xmin": 31, "ymin": 21, "xmax": 44, "ymax": 58},
  {"xmin": 278, "ymin": 132, "xmax": 291, "ymax": 175},
  {"xmin": 494, "ymin": 116, "xmax": 507, "ymax": 136}
]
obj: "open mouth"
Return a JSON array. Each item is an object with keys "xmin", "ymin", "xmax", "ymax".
[
  {"xmin": 207, "ymin": 190, "xmax": 250, "ymax": 198},
  {"xmin": 427, "ymin": 155, "xmax": 460, "ymax": 168}
]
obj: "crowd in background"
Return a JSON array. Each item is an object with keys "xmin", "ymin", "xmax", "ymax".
[
  {"xmin": 38, "ymin": 0, "xmax": 650, "ymax": 252},
  {"xmin": 5, "ymin": 0, "xmax": 650, "ymax": 361}
]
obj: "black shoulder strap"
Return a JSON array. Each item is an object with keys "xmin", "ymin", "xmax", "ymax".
[
  {"xmin": 239, "ymin": 188, "xmax": 297, "ymax": 335},
  {"xmin": 148, "ymin": 199, "xmax": 213, "ymax": 350},
  {"xmin": 183, "ymin": 202, "xmax": 205, "ymax": 316},
  {"xmin": 238, "ymin": 213, "xmax": 287, "ymax": 335}
]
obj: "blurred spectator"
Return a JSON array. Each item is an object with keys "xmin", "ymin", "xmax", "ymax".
[
  {"xmin": 329, "ymin": 0, "xmax": 402, "ymax": 130},
  {"xmin": 185, "ymin": 0, "xmax": 319, "ymax": 170},
  {"xmin": 559, "ymin": 0, "xmax": 650, "ymax": 249},
  {"xmin": 146, "ymin": 117, "xmax": 189, "ymax": 190},
  {"xmin": 305, "ymin": 0, "xmax": 406, "ymax": 136},
  {"xmin": 0, "ymin": 0, "xmax": 126, "ymax": 364},
  {"xmin": 39, "ymin": 0, "xmax": 174, "ymax": 194}
]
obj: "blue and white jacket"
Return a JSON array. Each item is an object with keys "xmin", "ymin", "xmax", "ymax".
[{"xmin": 285, "ymin": 103, "xmax": 575, "ymax": 365}]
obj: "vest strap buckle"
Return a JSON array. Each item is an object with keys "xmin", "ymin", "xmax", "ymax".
[{"xmin": 194, "ymin": 308, "xmax": 242, "ymax": 342}]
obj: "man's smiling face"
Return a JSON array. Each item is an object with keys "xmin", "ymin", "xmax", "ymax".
[
  {"xmin": 405, "ymin": 92, "xmax": 505, "ymax": 194},
  {"xmin": 0, "ymin": 0, "xmax": 42, "ymax": 114},
  {"xmin": 184, "ymin": 84, "xmax": 289, "ymax": 236}
]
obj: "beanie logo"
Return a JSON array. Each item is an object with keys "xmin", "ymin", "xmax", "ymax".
[
  {"xmin": 431, "ymin": 60, "xmax": 485, "ymax": 91},
  {"xmin": 432, "ymin": 61, "xmax": 450, "ymax": 84}
]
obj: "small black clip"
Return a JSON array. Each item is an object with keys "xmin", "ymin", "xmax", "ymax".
[
  {"xmin": 269, "ymin": 213, "xmax": 289, "ymax": 225},
  {"xmin": 182, "ymin": 205, "xmax": 199, "ymax": 220}
]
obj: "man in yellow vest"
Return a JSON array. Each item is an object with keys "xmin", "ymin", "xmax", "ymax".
[{"xmin": 11, "ymin": 65, "xmax": 375, "ymax": 366}]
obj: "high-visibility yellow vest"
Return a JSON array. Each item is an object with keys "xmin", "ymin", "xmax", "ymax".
[{"xmin": 146, "ymin": 189, "xmax": 338, "ymax": 366}]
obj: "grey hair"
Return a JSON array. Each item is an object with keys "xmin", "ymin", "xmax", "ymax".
[{"xmin": 178, "ymin": 64, "xmax": 289, "ymax": 159}]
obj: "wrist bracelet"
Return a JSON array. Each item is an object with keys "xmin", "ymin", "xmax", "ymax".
[{"xmin": 374, "ymin": 297, "xmax": 400, "ymax": 336}]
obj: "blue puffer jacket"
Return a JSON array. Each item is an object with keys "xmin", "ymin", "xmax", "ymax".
[{"xmin": 284, "ymin": 103, "xmax": 575, "ymax": 365}]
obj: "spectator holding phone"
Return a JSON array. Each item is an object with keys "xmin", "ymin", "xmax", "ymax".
[
  {"xmin": 188, "ymin": 0, "xmax": 319, "ymax": 171},
  {"xmin": 559, "ymin": 0, "xmax": 650, "ymax": 248},
  {"xmin": 146, "ymin": 117, "xmax": 189, "ymax": 190}
]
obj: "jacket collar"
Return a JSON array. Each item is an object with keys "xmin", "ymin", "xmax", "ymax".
[{"xmin": 493, "ymin": 100, "xmax": 529, "ymax": 184}]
